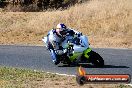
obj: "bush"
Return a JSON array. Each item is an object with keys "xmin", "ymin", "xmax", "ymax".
[
  {"xmin": 36, "ymin": 0, "xmax": 87, "ymax": 10},
  {"xmin": 0, "ymin": 0, "xmax": 7, "ymax": 8},
  {"xmin": 37, "ymin": 0, "xmax": 64, "ymax": 9},
  {"xmin": 1, "ymin": 0, "xmax": 88, "ymax": 11}
]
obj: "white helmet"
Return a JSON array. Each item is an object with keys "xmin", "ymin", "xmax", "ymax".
[
  {"xmin": 56, "ymin": 23, "xmax": 67, "ymax": 30},
  {"xmin": 56, "ymin": 23, "xmax": 68, "ymax": 36}
]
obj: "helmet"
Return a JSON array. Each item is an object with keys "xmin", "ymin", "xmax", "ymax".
[{"xmin": 56, "ymin": 23, "xmax": 68, "ymax": 37}]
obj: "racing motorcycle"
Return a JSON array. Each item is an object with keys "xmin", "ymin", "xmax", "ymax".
[{"xmin": 42, "ymin": 34, "xmax": 104, "ymax": 67}]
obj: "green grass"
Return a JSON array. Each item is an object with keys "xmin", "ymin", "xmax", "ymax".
[{"xmin": 0, "ymin": 66, "xmax": 68, "ymax": 88}]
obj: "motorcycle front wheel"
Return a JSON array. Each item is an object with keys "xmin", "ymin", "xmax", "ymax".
[{"xmin": 89, "ymin": 51, "xmax": 104, "ymax": 67}]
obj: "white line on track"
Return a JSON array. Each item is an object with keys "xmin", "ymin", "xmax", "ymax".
[
  {"xmin": 126, "ymin": 84, "xmax": 132, "ymax": 87},
  {"xmin": 33, "ymin": 69, "xmax": 76, "ymax": 77},
  {"xmin": 46, "ymin": 71, "xmax": 76, "ymax": 77}
]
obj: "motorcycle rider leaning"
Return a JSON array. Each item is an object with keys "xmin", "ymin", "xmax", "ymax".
[{"xmin": 46, "ymin": 23, "xmax": 88, "ymax": 65}]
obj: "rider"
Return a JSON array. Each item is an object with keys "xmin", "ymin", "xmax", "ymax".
[{"xmin": 46, "ymin": 23, "xmax": 89, "ymax": 65}]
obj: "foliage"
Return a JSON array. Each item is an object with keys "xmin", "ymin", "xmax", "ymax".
[
  {"xmin": 0, "ymin": 0, "xmax": 88, "ymax": 11},
  {"xmin": 0, "ymin": 0, "xmax": 7, "ymax": 8}
]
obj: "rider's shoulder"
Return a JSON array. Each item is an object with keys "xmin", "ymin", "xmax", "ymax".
[
  {"xmin": 52, "ymin": 28, "xmax": 56, "ymax": 33},
  {"xmin": 67, "ymin": 28, "xmax": 74, "ymax": 32},
  {"xmin": 68, "ymin": 28, "xmax": 81, "ymax": 34},
  {"xmin": 68, "ymin": 28, "xmax": 83, "ymax": 37},
  {"xmin": 67, "ymin": 28, "xmax": 74, "ymax": 31},
  {"xmin": 47, "ymin": 29, "xmax": 54, "ymax": 36},
  {"xmin": 48, "ymin": 28, "xmax": 56, "ymax": 33},
  {"xmin": 68, "ymin": 28, "xmax": 78, "ymax": 32}
]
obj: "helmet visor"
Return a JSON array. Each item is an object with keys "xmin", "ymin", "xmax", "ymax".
[{"xmin": 60, "ymin": 30, "xmax": 67, "ymax": 35}]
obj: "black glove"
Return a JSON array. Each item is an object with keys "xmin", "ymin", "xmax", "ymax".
[
  {"xmin": 59, "ymin": 46, "xmax": 63, "ymax": 50},
  {"xmin": 61, "ymin": 37, "xmax": 66, "ymax": 42},
  {"xmin": 67, "ymin": 30, "xmax": 75, "ymax": 36},
  {"xmin": 73, "ymin": 37, "xmax": 80, "ymax": 45}
]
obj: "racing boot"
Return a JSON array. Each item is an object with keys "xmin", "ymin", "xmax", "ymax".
[
  {"xmin": 53, "ymin": 59, "xmax": 60, "ymax": 65},
  {"xmin": 50, "ymin": 50, "xmax": 60, "ymax": 65}
]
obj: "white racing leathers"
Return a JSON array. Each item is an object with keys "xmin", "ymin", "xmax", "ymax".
[{"xmin": 43, "ymin": 29, "xmax": 62, "ymax": 49}]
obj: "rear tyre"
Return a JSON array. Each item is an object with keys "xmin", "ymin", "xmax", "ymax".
[{"xmin": 89, "ymin": 51, "xmax": 104, "ymax": 67}]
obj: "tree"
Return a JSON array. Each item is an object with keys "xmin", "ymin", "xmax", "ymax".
[{"xmin": 0, "ymin": 0, "xmax": 7, "ymax": 8}]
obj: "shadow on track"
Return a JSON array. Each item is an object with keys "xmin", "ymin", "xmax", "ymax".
[{"xmin": 58, "ymin": 64, "xmax": 129, "ymax": 68}]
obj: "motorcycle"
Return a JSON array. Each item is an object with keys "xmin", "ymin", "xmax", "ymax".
[{"xmin": 42, "ymin": 34, "xmax": 104, "ymax": 67}]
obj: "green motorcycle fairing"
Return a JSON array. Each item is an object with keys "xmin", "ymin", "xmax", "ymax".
[
  {"xmin": 69, "ymin": 52, "xmax": 82, "ymax": 62},
  {"xmin": 83, "ymin": 48, "xmax": 92, "ymax": 59},
  {"xmin": 69, "ymin": 48, "xmax": 92, "ymax": 62}
]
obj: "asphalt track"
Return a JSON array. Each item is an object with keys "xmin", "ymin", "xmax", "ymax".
[{"xmin": 0, "ymin": 45, "xmax": 132, "ymax": 77}]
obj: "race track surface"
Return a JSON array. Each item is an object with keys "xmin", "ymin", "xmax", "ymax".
[{"xmin": 0, "ymin": 45, "xmax": 132, "ymax": 77}]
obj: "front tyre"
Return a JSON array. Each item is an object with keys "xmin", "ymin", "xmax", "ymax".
[{"xmin": 90, "ymin": 51, "xmax": 104, "ymax": 67}]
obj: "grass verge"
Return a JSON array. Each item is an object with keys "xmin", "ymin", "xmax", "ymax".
[{"xmin": 0, "ymin": 66, "xmax": 131, "ymax": 88}]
